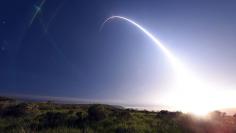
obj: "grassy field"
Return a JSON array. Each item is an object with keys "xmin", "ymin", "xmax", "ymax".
[{"xmin": 0, "ymin": 96, "xmax": 236, "ymax": 133}]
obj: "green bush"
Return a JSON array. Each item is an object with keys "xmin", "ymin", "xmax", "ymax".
[
  {"xmin": 39, "ymin": 112, "xmax": 69, "ymax": 128},
  {"xmin": 88, "ymin": 105, "xmax": 108, "ymax": 121}
]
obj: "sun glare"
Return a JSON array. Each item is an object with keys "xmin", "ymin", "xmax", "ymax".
[{"xmin": 162, "ymin": 60, "xmax": 236, "ymax": 116}]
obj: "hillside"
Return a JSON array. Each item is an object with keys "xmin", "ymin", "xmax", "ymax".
[{"xmin": 0, "ymin": 96, "xmax": 236, "ymax": 133}]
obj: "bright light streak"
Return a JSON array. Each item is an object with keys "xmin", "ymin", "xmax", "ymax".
[
  {"xmin": 101, "ymin": 16, "xmax": 236, "ymax": 116},
  {"xmin": 101, "ymin": 16, "xmax": 179, "ymax": 67}
]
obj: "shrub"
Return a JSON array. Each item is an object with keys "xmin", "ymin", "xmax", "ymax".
[
  {"xmin": 115, "ymin": 126, "xmax": 137, "ymax": 133},
  {"xmin": 39, "ymin": 112, "xmax": 69, "ymax": 128},
  {"xmin": 75, "ymin": 111, "xmax": 88, "ymax": 128},
  {"xmin": 1, "ymin": 103, "xmax": 39, "ymax": 117},
  {"xmin": 209, "ymin": 111, "xmax": 226, "ymax": 120},
  {"xmin": 156, "ymin": 110, "xmax": 182, "ymax": 119},
  {"xmin": 88, "ymin": 105, "xmax": 108, "ymax": 121},
  {"xmin": 116, "ymin": 110, "xmax": 132, "ymax": 120}
]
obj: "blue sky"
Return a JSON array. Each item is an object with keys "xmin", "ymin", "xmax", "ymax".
[{"xmin": 1, "ymin": 0, "xmax": 236, "ymax": 105}]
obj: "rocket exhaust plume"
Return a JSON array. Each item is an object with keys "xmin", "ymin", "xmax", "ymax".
[
  {"xmin": 101, "ymin": 16, "xmax": 186, "ymax": 80},
  {"xmin": 100, "ymin": 15, "xmax": 193, "ymax": 108},
  {"xmin": 101, "ymin": 16, "xmax": 236, "ymax": 115},
  {"xmin": 100, "ymin": 16, "xmax": 179, "ymax": 67}
]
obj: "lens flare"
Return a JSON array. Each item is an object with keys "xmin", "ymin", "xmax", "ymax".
[
  {"xmin": 29, "ymin": 0, "xmax": 46, "ymax": 28},
  {"xmin": 101, "ymin": 16, "xmax": 236, "ymax": 115}
]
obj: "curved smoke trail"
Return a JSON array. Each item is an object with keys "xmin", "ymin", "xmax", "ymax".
[
  {"xmin": 101, "ymin": 16, "xmax": 182, "ymax": 69},
  {"xmin": 100, "ymin": 16, "xmax": 176, "ymax": 60},
  {"xmin": 100, "ymin": 15, "xmax": 188, "ymax": 100}
]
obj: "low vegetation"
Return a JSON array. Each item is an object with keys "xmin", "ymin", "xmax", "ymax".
[{"xmin": 0, "ymin": 96, "xmax": 236, "ymax": 133}]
